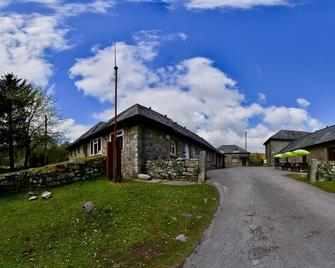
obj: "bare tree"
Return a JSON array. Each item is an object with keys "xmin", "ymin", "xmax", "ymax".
[
  {"xmin": 0, "ymin": 73, "xmax": 62, "ymax": 170},
  {"xmin": 21, "ymin": 87, "xmax": 61, "ymax": 168}
]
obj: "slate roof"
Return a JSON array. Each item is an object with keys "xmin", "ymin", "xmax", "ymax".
[
  {"xmin": 263, "ymin": 129, "xmax": 310, "ymax": 145},
  {"xmin": 217, "ymin": 145, "xmax": 250, "ymax": 154},
  {"xmin": 280, "ymin": 125, "xmax": 335, "ymax": 153},
  {"xmin": 68, "ymin": 104, "xmax": 219, "ymax": 152},
  {"xmin": 69, "ymin": 122, "xmax": 106, "ymax": 147}
]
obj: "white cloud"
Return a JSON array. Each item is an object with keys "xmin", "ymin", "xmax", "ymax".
[
  {"xmin": 263, "ymin": 106, "xmax": 319, "ymax": 130},
  {"xmin": 0, "ymin": 0, "xmax": 115, "ymax": 90},
  {"xmin": 297, "ymin": 97, "xmax": 310, "ymax": 108},
  {"xmin": 69, "ymin": 41, "xmax": 158, "ymax": 103},
  {"xmin": 257, "ymin": 92, "xmax": 266, "ymax": 103},
  {"xmin": 69, "ymin": 36, "xmax": 321, "ymax": 152},
  {"xmin": 185, "ymin": 0, "xmax": 291, "ymax": 9},
  {"xmin": 57, "ymin": 118, "xmax": 91, "ymax": 142},
  {"xmin": 0, "ymin": 0, "xmax": 115, "ymax": 14},
  {"xmin": 0, "ymin": 14, "xmax": 69, "ymax": 86}
]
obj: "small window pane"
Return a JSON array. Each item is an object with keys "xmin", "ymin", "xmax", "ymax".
[
  {"xmin": 98, "ymin": 138, "xmax": 101, "ymax": 152},
  {"xmin": 170, "ymin": 141, "xmax": 176, "ymax": 156}
]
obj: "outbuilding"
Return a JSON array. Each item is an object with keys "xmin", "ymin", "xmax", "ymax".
[{"xmin": 217, "ymin": 145, "xmax": 250, "ymax": 167}]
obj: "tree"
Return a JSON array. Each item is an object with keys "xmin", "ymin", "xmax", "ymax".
[
  {"xmin": 0, "ymin": 73, "xmax": 61, "ymax": 170},
  {"xmin": 21, "ymin": 87, "xmax": 60, "ymax": 168},
  {"xmin": 0, "ymin": 74, "xmax": 31, "ymax": 170}
]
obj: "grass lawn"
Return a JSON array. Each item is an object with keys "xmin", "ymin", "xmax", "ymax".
[
  {"xmin": 0, "ymin": 178, "xmax": 218, "ymax": 267},
  {"xmin": 287, "ymin": 173, "xmax": 335, "ymax": 194}
]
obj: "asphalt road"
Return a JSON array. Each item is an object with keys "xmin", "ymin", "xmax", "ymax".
[{"xmin": 184, "ymin": 167, "xmax": 335, "ymax": 268}]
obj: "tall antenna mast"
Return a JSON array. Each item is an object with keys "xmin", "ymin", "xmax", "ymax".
[{"xmin": 112, "ymin": 42, "xmax": 119, "ymax": 182}]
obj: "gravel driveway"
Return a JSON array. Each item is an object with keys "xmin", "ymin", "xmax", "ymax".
[{"xmin": 184, "ymin": 167, "xmax": 335, "ymax": 268}]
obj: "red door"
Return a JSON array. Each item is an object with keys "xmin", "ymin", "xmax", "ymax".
[{"xmin": 106, "ymin": 140, "xmax": 122, "ymax": 181}]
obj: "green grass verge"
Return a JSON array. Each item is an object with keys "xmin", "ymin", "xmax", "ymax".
[
  {"xmin": 287, "ymin": 173, "xmax": 335, "ymax": 194},
  {"xmin": 0, "ymin": 178, "xmax": 218, "ymax": 267}
]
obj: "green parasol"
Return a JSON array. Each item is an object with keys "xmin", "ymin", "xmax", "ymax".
[
  {"xmin": 274, "ymin": 153, "xmax": 283, "ymax": 158},
  {"xmin": 292, "ymin": 149, "xmax": 310, "ymax": 156},
  {"xmin": 282, "ymin": 151, "xmax": 296, "ymax": 158}
]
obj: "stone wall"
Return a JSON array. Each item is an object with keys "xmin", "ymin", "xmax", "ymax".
[
  {"xmin": 0, "ymin": 157, "xmax": 105, "ymax": 195},
  {"xmin": 145, "ymin": 158, "xmax": 200, "ymax": 181},
  {"xmin": 315, "ymin": 161, "xmax": 335, "ymax": 182}
]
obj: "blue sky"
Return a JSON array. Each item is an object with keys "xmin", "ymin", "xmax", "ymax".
[{"xmin": 0, "ymin": 0, "xmax": 334, "ymax": 151}]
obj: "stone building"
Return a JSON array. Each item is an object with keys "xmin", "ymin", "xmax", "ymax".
[
  {"xmin": 67, "ymin": 104, "xmax": 224, "ymax": 178},
  {"xmin": 217, "ymin": 145, "xmax": 250, "ymax": 167},
  {"xmin": 263, "ymin": 130, "xmax": 310, "ymax": 166},
  {"xmin": 279, "ymin": 125, "xmax": 335, "ymax": 164}
]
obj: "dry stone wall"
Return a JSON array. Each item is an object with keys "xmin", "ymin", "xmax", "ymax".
[
  {"xmin": 0, "ymin": 157, "xmax": 105, "ymax": 195},
  {"xmin": 145, "ymin": 158, "xmax": 200, "ymax": 181},
  {"xmin": 316, "ymin": 161, "xmax": 335, "ymax": 181}
]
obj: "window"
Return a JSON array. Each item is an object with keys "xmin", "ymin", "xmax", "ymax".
[
  {"xmin": 184, "ymin": 144, "xmax": 190, "ymax": 159},
  {"xmin": 192, "ymin": 147, "xmax": 197, "ymax": 159},
  {"xmin": 90, "ymin": 138, "xmax": 102, "ymax": 155},
  {"xmin": 110, "ymin": 129, "xmax": 124, "ymax": 150},
  {"xmin": 77, "ymin": 147, "xmax": 80, "ymax": 153},
  {"xmin": 232, "ymin": 157, "xmax": 238, "ymax": 163},
  {"xmin": 110, "ymin": 129, "xmax": 124, "ymax": 139},
  {"xmin": 170, "ymin": 140, "xmax": 177, "ymax": 156},
  {"xmin": 328, "ymin": 147, "xmax": 335, "ymax": 161},
  {"xmin": 206, "ymin": 152, "xmax": 211, "ymax": 161}
]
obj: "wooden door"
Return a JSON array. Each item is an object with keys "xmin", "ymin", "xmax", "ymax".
[
  {"xmin": 328, "ymin": 147, "xmax": 335, "ymax": 161},
  {"xmin": 242, "ymin": 158, "xmax": 247, "ymax": 166},
  {"xmin": 106, "ymin": 139, "xmax": 122, "ymax": 181}
]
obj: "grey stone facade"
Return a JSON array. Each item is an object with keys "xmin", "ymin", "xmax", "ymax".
[
  {"xmin": 265, "ymin": 140, "xmax": 292, "ymax": 166},
  {"xmin": 67, "ymin": 104, "xmax": 224, "ymax": 180},
  {"xmin": 224, "ymin": 153, "xmax": 249, "ymax": 168},
  {"xmin": 264, "ymin": 130, "xmax": 310, "ymax": 166},
  {"xmin": 69, "ymin": 123, "xmax": 220, "ymax": 179},
  {"xmin": 69, "ymin": 125, "xmax": 140, "ymax": 178}
]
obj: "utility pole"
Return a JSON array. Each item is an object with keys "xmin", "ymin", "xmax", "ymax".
[
  {"xmin": 44, "ymin": 115, "xmax": 48, "ymax": 166},
  {"xmin": 112, "ymin": 44, "xmax": 120, "ymax": 182},
  {"xmin": 245, "ymin": 131, "xmax": 248, "ymax": 151}
]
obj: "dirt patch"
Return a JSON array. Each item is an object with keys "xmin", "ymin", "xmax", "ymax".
[
  {"xmin": 130, "ymin": 241, "xmax": 163, "ymax": 262},
  {"xmin": 248, "ymin": 246, "xmax": 278, "ymax": 260},
  {"xmin": 249, "ymin": 226, "xmax": 268, "ymax": 242}
]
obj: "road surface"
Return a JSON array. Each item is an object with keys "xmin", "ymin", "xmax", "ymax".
[{"xmin": 184, "ymin": 167, "xmax": 335, "ymax": 268}]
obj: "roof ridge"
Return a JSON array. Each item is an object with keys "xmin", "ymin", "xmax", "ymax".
[
  {"xmin": 69, "ymin": 103, "xmax": 218, "ymax": 152},
  {"xmin": 138, "ymin": 104, "xmax": 215, "ymax": 148}
]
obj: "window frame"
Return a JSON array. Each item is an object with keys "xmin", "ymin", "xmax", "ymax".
[
  {"xmin": 90, "ymin": 137, "xmax": 102, "ymax": 156},
  {"xmin": 232, "ymin": 157, "xmax": 239, "ymax": 163},
  {"xmin": 184, "ymin": 144, "xmax": 190, "ymax": 159},
  {"xmin": 110, "ymin": 129, "xmax": 124, "ymax": 150},
  {"xmin": 206, "ymin": 152, "xmax": 211, "ymax": 161},
  {"xmin": 191, "ymin": 147, "xmax": 197, "ymax": 159},
  {"xmin": 170, "ymin": 140, "xmax": 177, "ymax": 156}
]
